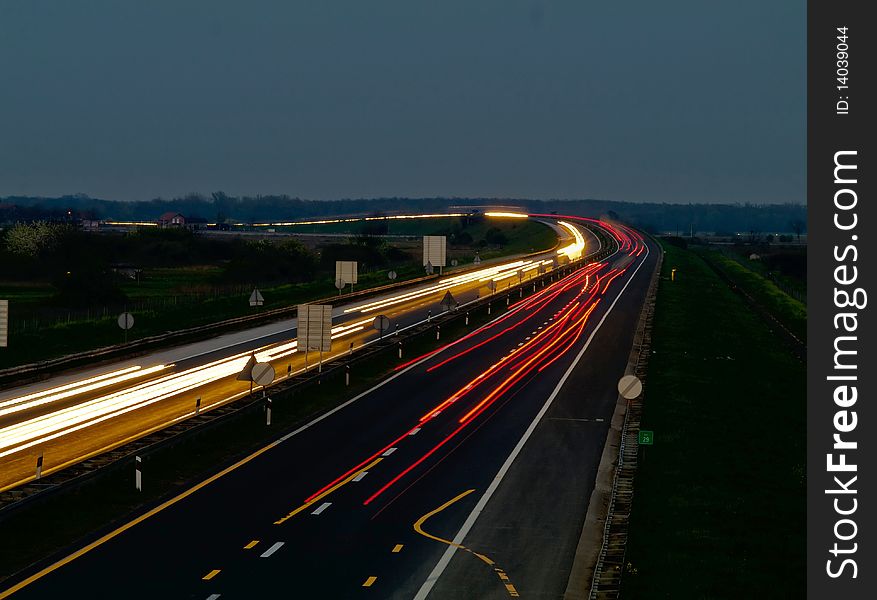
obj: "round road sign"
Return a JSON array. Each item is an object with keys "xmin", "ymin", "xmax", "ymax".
[
  {"xmin": 335, "ymin": 278, "xmax": 346, "ymax": 290},
  {"xmin": 388, "ymin": 270, "xmax": 397, "ymax": 280},
  {"xmin": 251, "ymin": 363, "xmax": 275, "ymax": 387},
  {"xmin": 117, "ymin": 312, "xmax": 134, "ymax": 330},
  {"xmin": 373, "ymin": 315, "xmax": 390, "ymax": 333},
  {"xmin": 617, "ymin": 375, "xmax": 643, "ymax": 399}
]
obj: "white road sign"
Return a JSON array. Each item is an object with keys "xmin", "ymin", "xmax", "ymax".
[
  {"xmin": 423, "ymin": 236, "xmax": 447, "ymax": 267},
  {"xmin": 335, "ymin": 261, "xmax": 358, "ymax": 285},
  {"xmin": 297, "ymin": 304, "xmax": 332, "ymax": 352}
]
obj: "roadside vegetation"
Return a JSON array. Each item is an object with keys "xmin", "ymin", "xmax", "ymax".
[
  {"xmin": 0, "ymin": 217, "xmax": 554, "ymax": 369},
  {"xmin": 621, "ymin": 241, "xmax": 805, "ymax": 599},
  {"xmin": 696, "ymin": 249, "xmax": 806, "ymax": 342}
]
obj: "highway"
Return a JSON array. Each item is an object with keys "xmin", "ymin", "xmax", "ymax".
[
  {"xmin": 0, "ymin": 217, "xmax": 657, "ymax": 599},
  {"xmin": 0, "ymin": 218, "xmax": 593, "ymax": 492}
]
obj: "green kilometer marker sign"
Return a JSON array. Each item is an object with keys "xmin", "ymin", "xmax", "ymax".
[{"xmin": 638, "ymin": 430, "xmax": 654, "ymax": 445}]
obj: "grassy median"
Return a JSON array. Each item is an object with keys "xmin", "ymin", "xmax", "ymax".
[{"xmin": 621, "ymin": 241, "xmax": 805, "ymax": 599}]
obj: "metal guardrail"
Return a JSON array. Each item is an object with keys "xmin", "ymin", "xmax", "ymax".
[{"xmin": 0, "ymin": 227, "xmax": 617, "ymax": 518}]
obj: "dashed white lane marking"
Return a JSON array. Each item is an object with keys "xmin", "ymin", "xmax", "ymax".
[
  {"xmin": 409, "ymin": 428, "xmax": 421, "ymax": 436},
  {"xmin": 206, "ymin": 595, "xmax": 221, "ymax": 600},
  {"xmin": 260, "ymin": 542, "xmax": 285, "ymax": 558},
  {"xmin": 382, "ymin": 447, "xmax": 398, "ymax": 457},
  {"xmin": 311, "ymin": 502, "xmax": 332, "ymax": 515},
  {"xmin": 353, "ymin": 471, "xmax": 369, "ymax": 482}
]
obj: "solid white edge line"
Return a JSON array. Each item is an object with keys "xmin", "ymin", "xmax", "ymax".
[{"xmin": 412, "ymin": 242, "xmax": 651, "ymax": 600}]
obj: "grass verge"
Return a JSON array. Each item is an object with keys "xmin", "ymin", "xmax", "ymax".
[
  {"xmin": 621, "ymin": 241, "xmax": 805, "ymax": 599},
  {"xmin": 695, "ymin": 248, "xmax": 807, "ymax": 342}
]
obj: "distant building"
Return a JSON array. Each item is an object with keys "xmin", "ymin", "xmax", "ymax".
[
  {"xmin": 158, "ymin": 212, "xmax": 186, "ymax": 228},
  {"xmin": 80, "ymin": 219, "xmax": 101, "ymax": 230}
]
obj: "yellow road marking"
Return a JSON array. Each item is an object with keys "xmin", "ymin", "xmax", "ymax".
[
  {"xmin": 244, "ymin": 540, "xmax": 259, "ymax": 550},
  {"xmin": 274, "ymin": 457, "xmax": 383, "ymax": 525},
  {"xmin": 392, "ymin": 544, "xmax": 404, "ymax": 553},
  {"xmin": 202, "ymin": 569, "xmax": 221, "ymax": 581},
  {"xmin": 413, "ymin": 490, "xmax": 520, "ymax": 599},
  {"xmin": 0, "ymin": 436, "xmax": 289, "ymax": 600},
  {"xmin": 362, "ymin": 576, "xmax": 378, "ymax": 587}
]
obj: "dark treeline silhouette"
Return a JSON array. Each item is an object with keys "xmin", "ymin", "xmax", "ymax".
[{"xmin": 1, "ymin": 193, "xmax": 806, "ymax": 234}]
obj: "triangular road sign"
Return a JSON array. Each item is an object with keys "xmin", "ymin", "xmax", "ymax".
[
  {"xmin": 440, "ymin": 291, "xmax": 457, "ymax": 310},
  {"xmin": 237, "ymin": 354, "xmax": 257, "ymax": 381},
  {"xmin": 249, "ymin": 289, "xmax": 265, "ymax": 307}
]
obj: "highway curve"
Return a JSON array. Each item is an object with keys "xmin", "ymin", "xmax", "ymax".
[
  {"xmin": 0, "ymin": 218, "xmax": 591, "ymax": 492},
  {"xmin": 1, "ymin": 219, "xmax": 658, "ymax": 599}
]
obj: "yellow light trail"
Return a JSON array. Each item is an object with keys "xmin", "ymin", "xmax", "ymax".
[{"xmin": 0, "ymin": 218, "xmax": 589, "ymax": 471}]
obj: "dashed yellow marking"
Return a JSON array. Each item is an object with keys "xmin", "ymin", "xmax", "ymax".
[
  {"xmin": 202, "ymin": 569, "xmax": 221, "ymax": 581},
  {"xmin": 392, "ymin": 544, "xmax": 404, "ymax": 553},
  {"xmin": 362, "ymin": 576, "xmax": 378, "ymax": 587},
  {"xmin": 274, "ymin": 457, "xmax": 383, "ymax": 525},
  {"xmin": 413, "ymin": 489, "xmax": 520, "ymax": 598},
  {"xmin": 244, "ymin": 540, "xmax": 259, "ymax": 550}
]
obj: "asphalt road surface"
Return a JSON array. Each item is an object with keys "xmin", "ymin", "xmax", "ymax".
[{"xmin": 2, "ymin": 220, "xmax": 657, "ymax": 599}]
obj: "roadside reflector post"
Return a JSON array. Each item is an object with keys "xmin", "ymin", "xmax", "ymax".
[
  {"xmin": 427, "ymin": 310, "xmax": 431, "ymax": 323},
  {"xmin": 287, "ymin": 364, "xmax": 292, "ymax": 377},
  {"xmin": 506, "ymin": 295, "xmax": 510, "ymax": 306},
  {"xmin": 436, "ymin": 325, "xmax": 440, "ymax": 340},
  {"xmin": 195, "ymin": 396, "xmax": 201, "ymax": 415},
  {"xmin": 488, "ymin": 302, "xmax": 491, "ymax": 315},
  {"xmin": 398, "ymin": 342, "xmax": 402, "ymax": 359},
  {"xmin": 465, "ymin": 311, "xmax": 469, "ymax": 326},
  {"xmin": 349, "ymin": 342, "xmax": 354, "ymax": 356},
  {"xmin": 346, "ymin": 365, "xmax": 350, "ymax": 386},
  {"xmin": 135, "ymin": 455, "xmax": 142, "ymax": 491},
  {"xmin": 265, "ymin": 394, "xmax": 272, "ymax": 426},
  {"xmin": 519, "ymin": 287, "xmax": 523, "ymax": 298},
  {"xmin": 36, "ymin": 453, "xmax": 43, "ymax": 480},
  {"xmin": 395, "ymin": 323, "xmax": 400, "ymax": 336}
]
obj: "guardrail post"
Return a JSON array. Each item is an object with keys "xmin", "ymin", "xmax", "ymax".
[
  {"xmin": 36, "ymin": 453, "xmax": 43, "ymax": 480},
  {"xmin": 349, "ymin": 342, "xmax": 354, "ymax": 356},
  {"xmin": 287, "ymin": 364, "xmax": 292, "ymax": 378},
  {"xmin": 195, "ymin": 396, "xmax": 201, "ymax": 415}
]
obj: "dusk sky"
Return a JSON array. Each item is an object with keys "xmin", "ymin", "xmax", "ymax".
[{"xmin": 0, "ymin": 1, "xmax": 805, "ymax": 204}]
